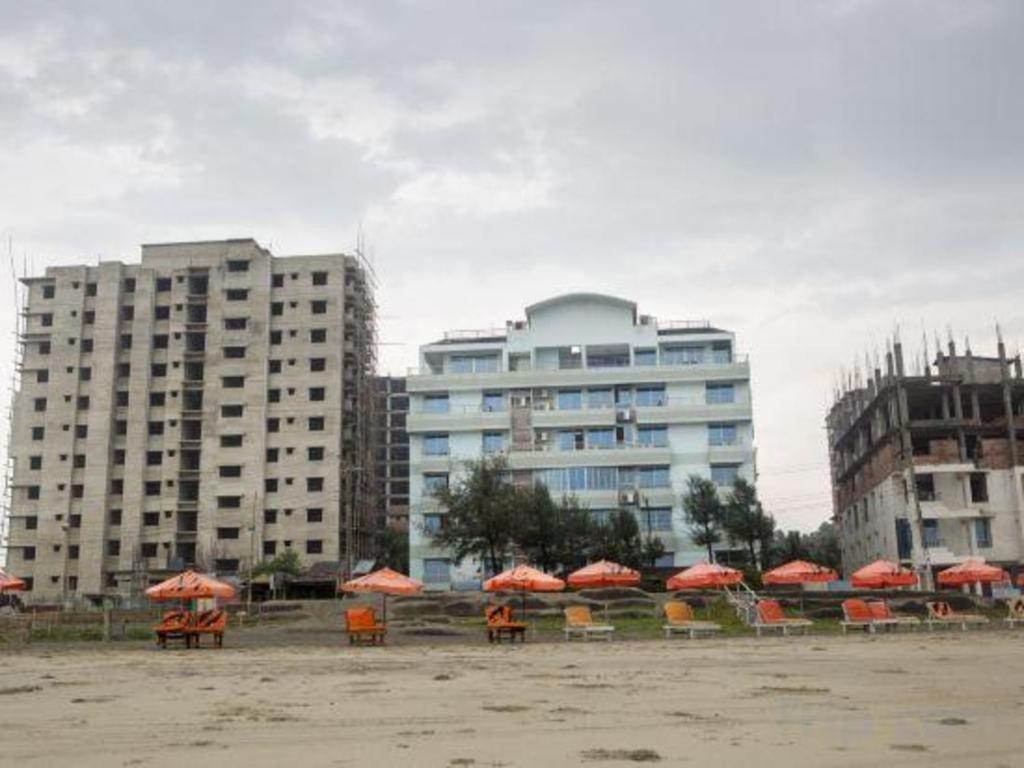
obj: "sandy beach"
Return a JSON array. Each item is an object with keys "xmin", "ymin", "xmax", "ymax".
[{"xmin": 2, "ymin": 631, "xmax": 1022, "ymax": 767}]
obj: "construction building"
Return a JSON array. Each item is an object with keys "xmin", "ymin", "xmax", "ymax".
[
  {"xmin": 827, "ymin": 333, "xmax": 1024, "ymax": 588},
  {"xmin": 406, "ymin": 293, "xmax": 755, "ymax": 587},
  {"xmin": 3, "ymin": 238, "xmax": 377, "ymax": 603},
  {"xmin": 373, "ymin": 375, "xmax": 410, "ymax": 530}
]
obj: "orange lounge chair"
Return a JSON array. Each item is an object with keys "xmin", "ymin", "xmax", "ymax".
[
  {"xmin": 190, "ymin": 609, "xmax": 227, "ymax": 648},
  {"xmin": 841, "ymin": 599, "xmax": 895, "ymax": 634},
  {"xmin": 754, "ymin": 599, "xmax": 813, "ymax": 636},
  {"xmin": 485, "ymin": 605, "xmax": 527, "ymax": 643},
  {"xmin": 662, "ymin": 601, "xmax": 721, "ymax": 639},
  {"xmin": 154, "ymin": 609, "xmax": 193, "ymax": 648},
  {"xmin": 867, "ymin": 600, "xmax": 920, "ymax": 630},
  {"xmin": 563, "ymin": 605, "xmax": 615, "ymax": 641},
  {"xmin": 925, "ymin": 601, "xmax": 988, "ymax": 631},
  {"xmin": 345, "ymin": 606, "xmax": 387, "ymax": 645},
  {"xmin": 1005, "ymin": 597, "xmax": 1024, "ymax": 628}
]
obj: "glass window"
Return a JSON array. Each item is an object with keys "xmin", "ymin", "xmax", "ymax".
[
  {"xmin": 423, "ymin": 558, "xmax": 451, "ymax": 584},
  {"xmin": 449, "ymin": 355, "xmax": 498, "ymax": 373},
  {"xmin": 423, "ymin": 473, "xmax": 449, "ymax": 493},
  {"xmin": 708, "ymin": 423, "xmax": 738, "ymax": 446},
  {"xmin": 637, "ymin": 426, "xmax": 668, "ymax": 447},
  {"xmin": 587, "ymin": 388, "xmax": 614, "ymax": 409},
  {"xmin": 654, "ymin": 552, "xmax": 675, "ymax": 568},
  {"xmin": 711, "ymin": 464, "xmax": 740, "ymax": 487},
  {"xmin": 423, "ymin": 514, "xmax": 443, "ymax": 534},
  {"xmin": 482, "ymin": 392, "xmax": 505, "ymax": 412},
  {"xmin": 663, "ymin": 345, "xmax": 704, "ymax": 365},
  {"xmin": 711, "ymin": 342, "xmax": 732, "ymax": 364},
  {"xmin": 423, "ymin": 434, "xmax": 449, "ymax": 456},
  {"xmin": 586, "ymin": 428, "xmax": 615, "ymax": 449},
  {"xmin": 635, "ymin": 386, "xmax": 666, "ymax": 407},
  {"xmin": 558, "ymin": 431, "xmax": 581, "ymax": 451},
  {"xmin": 923, "ymin": 519, "xmax": 940, "ymax": 547},
  {"xmin": 637, "ymin": 466, "xmax": 670, "ymax": 488},
  {"xmin": 557, "ymin": 390, "xmax": 582, "ymax": 410},
  {"xmin": 589, "ymin": 467, "xmax": 617, "ymax": 490},
  {"xmin": 482, "ymin": 432, "xmax": 507, "ymax": 454},
  {"xmin": 634, "ymin": 349, "xmax": 657, "ymax": 366},
  {"xmin": 974, "ymin": 518, "xmax": 993, "ymax": 548},
  {"xmin": 641, "ymin": 507, "xmax": 673, "ymax": 531},
  {"xmin": 706, "ymin": 383, "xmax": 735, "ymax": 404},
  {"xmin": 423, "ymin": 394, "xmax": 449, "ymax": 413}
]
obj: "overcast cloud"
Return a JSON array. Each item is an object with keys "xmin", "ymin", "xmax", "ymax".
[{"xmin": 2, "ymin": 0, "xmax": 1023, "ymax": 531}]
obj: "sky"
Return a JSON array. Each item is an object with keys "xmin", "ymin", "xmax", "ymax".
[{"xmin": 1, "ymin": 0, "xmax": 1023, "ymax": 533}]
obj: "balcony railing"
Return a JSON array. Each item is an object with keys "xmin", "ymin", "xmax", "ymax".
[{"xmin": 409, "ymin": 354, "xmax": 748, "ymax": 377}]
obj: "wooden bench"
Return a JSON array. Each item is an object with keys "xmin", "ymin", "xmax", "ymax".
[
  {"xmin": 190, "ymin": 609, "xmax": 227, "ymax": 648},
  {"xmin": 754, "ymin": 599, "xmax": 813, "ymax": 636},
  {"xmin": 662, "ymin": 601, "xmax": 721, "ymax": 639},
  {"xmin": 486, "ymin": 605, "xmax": 527, "ymax": 643},
  {"xmin": 563, "ymin": 605, "xmax": 615, "ymax": 642},
  {"xmin": 345, "ymin": 606, "xmax": 387, "ymax": 645}
]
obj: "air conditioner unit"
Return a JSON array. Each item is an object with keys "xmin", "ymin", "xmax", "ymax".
[{"xmin": 618, "ymin": 490, "xmax": 638, "ymax": 506}]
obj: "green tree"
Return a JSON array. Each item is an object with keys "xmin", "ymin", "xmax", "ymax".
[
  {"xmin": 723, "ymin": 478, "xmax": 772, "ymax": 569},
  {"xmin": 430, "ymin": 456, "xmax": 519, "ymax": 576},
  {"xmin": 253, "ymin": 550, "xmax": 303, "ymax": 578},
  {"xmin": 772, "ymin": 529, "xmax": 810, "ymax": 564},
  {"xmin": 589, "ymin": 509, "xmax": 650, "ymax": 569},
  {"xmin": 554, "ymin": 495, "xmax": 595, "ymax": 572},
  {"xmin": 373, "ymin": 526, "xmax": 409, "ymax": 573},
  {"xmin": 682, "ymin": 475, "xmax": 725, "ymax": 562},
  {"xmin": 805, "ymin": 521, "xmax": 842, "ymax": 571},
  {"xmin": 515, "ymin": 484, "xmax": 562, "ymax": 572}
]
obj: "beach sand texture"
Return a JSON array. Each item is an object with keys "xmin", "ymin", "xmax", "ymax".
[{"xmin": 1, "ymin": 632, "xmax": 1022, "ymax": 767}]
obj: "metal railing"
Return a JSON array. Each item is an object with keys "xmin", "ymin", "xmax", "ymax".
[{"xmin": 408, "ymin": 353, "xmax": 748, "ymax": 377}]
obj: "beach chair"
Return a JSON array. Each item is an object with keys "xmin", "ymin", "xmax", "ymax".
[
  {"xmin": 925, "ymin": 601, "xmax": 989, "ymax": 631},
  {"xmin": 563, "ymin": 605, "xmax": 615, "ymax": 642},
  {"xmin": 753, "ymin": 599, "xmax": 813, "ymax": 636},
  {"xmin": 662, "ymin": 601, "xmax": 721, "ymax": 639},
  {"xmin": 345, "ymin": 606, "xmax": 387, "ymax": 645},
  {"xmin": 840, "ymin": 599, "xmax": 888, "ymax": 634},
  {"xmin": 191, "ymin": 609, "xmax": 227, "ymax": 648},
  {"xmin": 867, "ymin": 600, "xmax": 920, "ymax": 630},
  {"xmin": 485, "ymin": 605, "xmax": 527, "ymax": 643},
  {"xmin": 1005, "ymin": 598, "xmax": 1024, "ymax": 628},
  {"xmin": 154, "ymin": 609, "xmax": 193, "ymax": 648}
]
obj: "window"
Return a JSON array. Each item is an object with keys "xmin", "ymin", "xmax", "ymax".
[
  {"xmin": 73, "ymin": 454, "xmax": 86, "ymax": 468},
  {"xmin": 217, "ymin": 527, "xmax": 240, "ymax": 540},
  {"xmin": 270, "ymin": 330, "xmax": 282, "ymax": 345},
  {"xmin": 26, "ymin": 485, "xmax": 40, "ymax": 500},
  {"xmin": 267, "ymin": 418, "xmax": 280, "ymax": 433},
  {"xmin": 557, "ymin": 390, "xmax": 582, "ymax": 410},
  {"xmin": 145, "ymin": 481, "xmax": 161, "ymax": 497},
  {"xmin": 40, "ymin": 313, "xmax": 53, "ymax": 327},
  {"xmin": 215, "ymin": 558, "xmax": 240, "ymax": 572},
  {"xmin": 219, "ymin": 465, "xmax": 242, "ymax": 478},
  {"xmin": 224, "ymin": 346, "xmax": 246, "ymax": 359},
  {"xmin": 307, "ymin": 446, "xmax": 324, "ymax": 461},
  {"xmin": 663, "ymin": 345, "xmax": 704, "ymax": 365},
  {"xmin": 107, "ymin": 540, "xmax": 120, "ymax": 556},
  {"xmin": 306, "ymin": 539, "xmax": 323, "ymax": 554},
  {"xmin": 711, "ymin": 464, "xmax": 741, "ymax": 487},
  {"xmin": 586, "ymin": 428, "xmax": 615, "ymax": 449},
  {"xmin": 271, "ymin": 301, "xmax": 283, "ymax": 316},
  {"xmin": 42, "ymin": 284, "xmax": 55, "ymax": 299},
  {"xmin": 118, "ymin": 363, "xmax": 131, "ymax": 378},
  {"xmin": 310, "ymin": 357, "xmax": 326, "ymax": 372},
  {"xmin": 264, "ymin": 509, "xmax": 278, "ymax": 524},
  {"xmin": 636, "ymin": 466, "xmax": 670, "ymax": 488},
  {"xmin": 266, "ymin": 448, "xmax": 279, "ymax": 463},
  {"xmin": 706, "ymin": 383, "xmax": 735, "ymax": 404},
  {"xmin": 33, "ymin": 397, "xmax": 46, "ymax": 412},
  {"xmin": 115, "ymin": 391, "xmax": 128, "ymax": 407},
  {"xmin": 423, "ymin": 558, "xmax": 450, "ymax": 584},
  {"xmin": 268, "ymin": 389, "xmax": 282, "ymax": 405},
  {"xmin": 123, "ymin": 278, "xmax": 136, "ymax": 293},
  {"xmin": 310, "ymin": 328, "xmax": 326, "ymax": 343},
  {"xmin": 586, "ymin": 388, "xmax": 614, "ymax": 409},
  {"xmin": 423, "ymin": 394, "xmax": 449, "ymax": 413},
  {"xmin": 269, "ymin": 359, "xmax": 282, "ymax": 373},
  {"xmin": 312, "ymin": 271, "xmax": 328, "ymax": 286},
  {"xmin": 635, "ymin": 386, "xmax": 666, "ymax": 407},
  {"xmin": 975, "ymin": 518, "xmax": 993, "ymax": 548},
  {"xmin": 641, "ymin": 507, "xmax": 673, "ymax": 532},
  {"xmin": 226, "ymin": 289, "xmax": 248, "ymax": 301},
  {"xmin": 71, "ymin": 483, "xmax": 84, "ymax": 498},
  {"xmin": 309, "ymin": 387, "xmax": 325, "ymax": 402},
  {"xmin": 85, "ymin": 282, "xmax": 97, "ymax": 297},
  {"xmin": 482, "ymin": 432, "xmax": 507, "ymax": 454},
  {"xmin": 146, "ymin": 450, "xmax": 163, "ymax": 467},
  {"xmin": 423, "ymin": 434, "xmax": 449, "ymax": 456},
  {"xmin": 29, "ymin": 455, "xmax": 42, "ymax": 470},
  {"xmin": 708, "ymin": 423, "xmax": 737, "ymax": 447},
  {"xmin": 311, "ymin": 300, "xmax": 327, "ymax": 314},
  {"xmin": 634, "ymin": 348, "xmax": 657, "ymax": 366},
  {"xmin": 78, "ymin": 394, "xmax": 92, "ymax": 410},
  {"xmin": 423, "ymin": 514, "xmax": 444, "ymax": 534},
  {"xmin": 152, "ymin": 363, "xmax": 167, "ymax": 378},
  {"xmin": 222, "ymin": 375, "xmax": 245, "ymax": 389},
  {"xmin": 915, "ymin": 475, "xmax": 936, "ymax": 502},
  {"xmin": 36, "ymin": 369, "xmax": 49, "ymax": 383},
  {"xmin": 306, "ymin": 477, "xmax": 324, "ymax": 492},
  {"xmin": 637, "ymin": 426, "xmax": 668, "ymax": 447},
  {"xmin": 423, "ymin": 473, "xmax": 449, "ymax": 493},
  {"xmin": 969, "ymin": 473, "xmax": 988, "ymax": 503},
  {"xmin": 308, "ymin": 417, "xmax": 324, "ymax": 431},
  {"xmin": 31, "ymin": 426, "xmax": 44, "ymax": 441},
  {"xmin": 923, "ymin": 519, "xmax": 940, "ymax": 547},
  {"xmin": 224, "ymin": 317, "xmax": 247, "ymax": 330},
  {"xmin": 226, "ymin": 259, "xmax": 249, "ymax": 272},
  {"xmin": 68, "ymin": 545, "xmax": 79, "ymax": 560},
  {"xmin": 217, "ymin": 496, "xmax": 242, "ymax": 509},
  {"xmin": 221, "ymin": 434, "xmax": 243, "ymax": 447},
  {"xmin": 306, "ymin": 508, "xmax": 323, "ymax": 523},
  {"xmin": 272, "ymin": 273, "xmax": 284, "ymax": 287},
  {"xmin": 265, "ymin": 478, "xmax": 279, "ymax": 492},
  {"xmin": 152, "ymin": 334, "xmax": 169, "ymax": 349},
  {"xmin": 113, "ymin": 449, "xmax": 126, "ymax": 465},
  {"xmin": 156, "ymin": 277, "xmax": 172, "ymax": 292},
  {"xmin": 141, "ymin": 542, "xmax": 158, "ymax": 558},
  {"xmin": 22, "ymin": 546, "xmax": 37, "ymax": 561},
  {"xmin": 148, "ymin": 421, "xmax": 164, "ymax": 436},
  {"xmin": 221, "ymin": 405, "xmax": 244, "ymax": 418}
]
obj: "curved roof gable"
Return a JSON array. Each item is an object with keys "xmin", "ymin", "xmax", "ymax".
[{"xmin": 525, "ymin": 293, "xmax": 637, "ymax": 322}]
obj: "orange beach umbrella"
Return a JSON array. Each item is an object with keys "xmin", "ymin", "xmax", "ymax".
[
  {"xmin": 0, "ymin": 568, "xmax": 26, "ymax": 592},
  {"xmin": 145, "ymin": 570, "xmax": 236, "ymax": 602},
  {"xmin": 484, "ymin": 564, "xmax": 565, "ymax": 620},
  {"xmin": 341, "ymin": 567, "xmax": 423, "ymax": 623},
  {"xmin": 666, "ymin": 562, "xmax": 743, "ymax": 591},
  {"xmin": 850, "ymin": 559, "xmax": 918, "ymax": 589},
  {"xmin": 763, "ymin": 560, "xmax": 838, "ymax": 586},
  {"xmin": 937, "ymin": 557, "xmax": 1009, "ymax": 587},
  {"xmin": 567, "ymin": 560, "xmax": 641, "ymax": 589}
]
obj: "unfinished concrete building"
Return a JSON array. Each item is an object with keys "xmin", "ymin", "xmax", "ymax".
[
  {"xmin": 827, "ymin": 333, "xmax": 1024, "ymax": 588},
  {"xmin": 3, "ymin": 238, "xmax": 377, "ymax": 603},
  {"xmin": 373, "ymin": 375, "xmax": 410, "ymax": 531}
]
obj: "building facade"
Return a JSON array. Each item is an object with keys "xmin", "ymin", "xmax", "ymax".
[
  {"xmin": 406, "ymin": 293, "xmax": 755, "ymax": 588},
  {"xmin": 4, "ymin": 238, "xmax": 376, "ymax": 603},
  {"xmin": 827, "ymin": 336, "xmax": 1024, "ymax": 587},
  {"xmin": 373, "ymin": 375, "xmax": 410, "ymax": 530}
]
